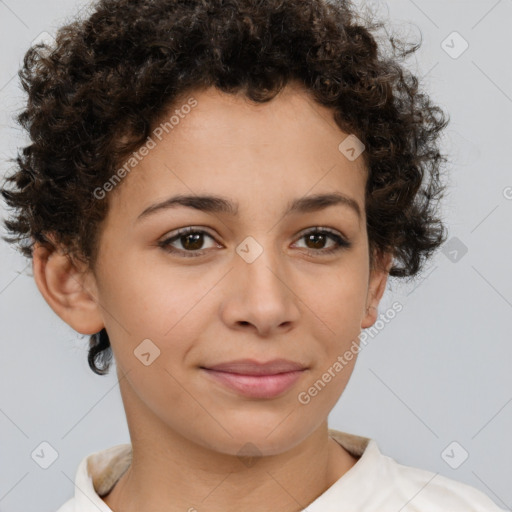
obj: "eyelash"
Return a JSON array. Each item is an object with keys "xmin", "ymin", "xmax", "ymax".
[{"xmin": 157, "ymin": 226, "xmax": 351, "ymax": 258}]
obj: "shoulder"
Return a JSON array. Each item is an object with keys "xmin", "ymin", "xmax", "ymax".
[
  {"xmin": 375, "ymin": 446, "xmax": 506, "ymax": 511},
  {"xmin": 53, "ymin": 443, "xmax": 131, "ymax": 512},
  {"xmin": 328, "ymin": 430, "xmax": 506, "ymax": 511}
]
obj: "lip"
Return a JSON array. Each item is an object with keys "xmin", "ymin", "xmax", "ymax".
[
  {"xmin": 203, "ymin": 358, "xmax": 306, "ymax": 375},
  {"xmin": 200, "ymin": 359, "xmax": 308, "ymax": 399}
]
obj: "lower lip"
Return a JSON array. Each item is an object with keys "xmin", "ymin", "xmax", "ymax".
[{"xmin": 201, "ymin": 369, "xmax": 305, "ymax": 399}]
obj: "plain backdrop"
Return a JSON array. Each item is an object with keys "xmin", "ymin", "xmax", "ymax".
[{"xmin": 0, "ymin": 0, "xmax": 511, "ymax": 511}]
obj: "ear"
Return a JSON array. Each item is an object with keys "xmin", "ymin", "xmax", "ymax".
[
  {"xmin": 32, "ymin": 239, "xmax": 104, "ymax": 335},
  {"xmin": 360, "ymin": 250, "xmax": 393, "ymax": 329}
]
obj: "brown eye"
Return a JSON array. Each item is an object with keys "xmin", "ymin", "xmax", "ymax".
[
  {"xmin": 179, "ymin": 232, "xmax": 205, "ymax": 251},
  {"xmin": 294, "ymin": 228, "xmax": 351, "ymax": 255},
  {"xmin": 304, "ymin": 232, "xmax": 329, "ymax": 250},
  {"xmin": 158, "ymin": 227, "xmax": 219, "ymax": 257}
]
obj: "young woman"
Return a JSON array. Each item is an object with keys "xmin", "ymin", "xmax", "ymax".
[{"xmin": 1, "ymin": 0, "xmax": 505, "ymax": 510}]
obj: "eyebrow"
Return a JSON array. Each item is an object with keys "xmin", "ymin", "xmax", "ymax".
[{"xmin": 136, "ymin": 192, "xmax": 362, "ymax": 222}]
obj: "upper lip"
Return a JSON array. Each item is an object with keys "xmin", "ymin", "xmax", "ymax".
[{"xmin": 202, "ymin": 359, "xmax": 307, "ymax": 375}]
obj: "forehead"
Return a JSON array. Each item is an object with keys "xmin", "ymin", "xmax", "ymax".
[{"xmin": 107, "ymin": 83, "xmax": 367, "ymax": 224}]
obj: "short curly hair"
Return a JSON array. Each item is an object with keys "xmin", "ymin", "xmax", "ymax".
[{"xmin": 1, "ymin": 0, "xmax": 450, "ymax": 376}]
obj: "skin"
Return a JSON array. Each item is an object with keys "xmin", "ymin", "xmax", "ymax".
[{"xmin": 33, "ymin": 81, "xmax": 392, "ymax": 512}]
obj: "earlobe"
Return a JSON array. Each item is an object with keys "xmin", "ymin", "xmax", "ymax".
[
  {"xmin": 32, "ymin": 242, "xmax": 104, "ymax": 335},
  {"xmin": 360, "ymin": 251, "xmax": 393, "ymax": 329}
]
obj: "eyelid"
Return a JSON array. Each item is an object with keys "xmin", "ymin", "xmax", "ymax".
[
  {"xmin": 158, "ymin": 226, "xmax": 219, "ymax": 247},
  {"xmin": 294, "ymin": 225, "xmax": 347, "ymax": 240}
]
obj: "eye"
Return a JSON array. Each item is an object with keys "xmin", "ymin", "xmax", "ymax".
[
  {"xmin": 158, "ymin": 227, "xmax": 220, "ymax": 258},
  {"xmin": 158, "ymin": 226, "xmax": 351, "ymax": 258},
  {"xmin": 292, "ymin": 227, "xmax": 351, "ymax": 256}
]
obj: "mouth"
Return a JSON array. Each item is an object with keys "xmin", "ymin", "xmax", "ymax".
[{"xmin": 200, "ymin": 359, "xmax": 308, "ymax": 399}]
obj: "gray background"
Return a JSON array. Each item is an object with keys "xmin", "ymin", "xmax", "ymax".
[{"xmin": 1, "ymin": 0, "xmax": 511, "ymax": 510}]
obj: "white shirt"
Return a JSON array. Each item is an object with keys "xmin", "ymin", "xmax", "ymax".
[{"xmin": 56, "ymin": 429, "xmax": 506, "ymax": 511}]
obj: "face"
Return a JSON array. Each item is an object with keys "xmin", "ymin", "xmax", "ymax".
[{"xmin": 84, "ymin": 83, "xmax": 389, "ymax": 456}]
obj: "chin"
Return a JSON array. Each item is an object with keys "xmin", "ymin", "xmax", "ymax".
[{"xmin": 190, "ymin": 413, "xmax": 320, "ymax": 458}]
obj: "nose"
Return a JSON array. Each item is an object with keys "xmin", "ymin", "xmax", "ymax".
[{"xmin": 219, "ymin": 243, "xmax": 301, "ymax": 337}]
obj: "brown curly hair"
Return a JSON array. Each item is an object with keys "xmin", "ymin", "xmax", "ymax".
[{"xmin": 0, "ymin": 0, "xmax": 450, "ymax": 375}]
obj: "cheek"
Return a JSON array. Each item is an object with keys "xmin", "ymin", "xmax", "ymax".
[
  {"xmin": 303, "ymin": 262, "xmax": 367, "ymax": 335},
  {"xmin": 100, "ymin": 252, "xmax": 218, "ymax": 340},
  {"xmin": 92, "ymin": 263, "xmax": 208, "ymax": 393},
  {"xmin": 298, "ymin": 260, "xmax": 366, "ymax": 395}
]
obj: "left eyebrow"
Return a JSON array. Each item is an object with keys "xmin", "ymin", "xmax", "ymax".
[{"xmin": 136, "ymin": 192, "xmax": 362, "ymax": 222}]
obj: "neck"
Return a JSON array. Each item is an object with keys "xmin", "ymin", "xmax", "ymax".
[{"xmin": 103, "ymin": 382, "xmax": 358, "ymax": 512}]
